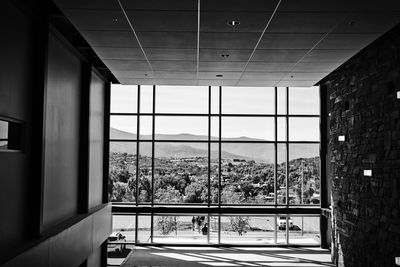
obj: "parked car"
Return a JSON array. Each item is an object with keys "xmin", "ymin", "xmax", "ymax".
[
  {"xmin": 107, "ymin": 232, "xmax": 126, "ymax": 252},
  {"xmin": 277, "ymin": 217, "xmax": 294, "ymax": 230}
]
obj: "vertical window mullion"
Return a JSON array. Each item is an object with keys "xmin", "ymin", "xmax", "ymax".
[
  {"xmin": 151, "ymin": 85, "xmax": 156, "ymax": 206},
  {"xmin": 208, "ymin": 86, "xmax": 211, "ymax": 207},
  {"xmin": 218, "ymin": 86, "xmax": 222, "ymax": 207},
  {"xmin": 136, "ymin": 85, "xmax": 140, "ymax": 206},
  {"xmin": 286, "ymin": 87, "xmax": 289, "ymax": 208},
  {"xmin": 274, "ymin": 87, "xmax": 278, "ymax": 207}
]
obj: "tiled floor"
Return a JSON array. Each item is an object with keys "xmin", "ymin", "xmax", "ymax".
[{"xmin": 117, "ymin": 246, "xmax": 334, "ymax": 267}]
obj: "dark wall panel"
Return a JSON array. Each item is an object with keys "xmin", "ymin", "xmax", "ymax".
[
  {"xmin": 0, "ymin": 0, "xmax": 36, "ymax": 257},
  {"xmin": 322, "ymin": 23, "xmax": 400, "ymax": 266},
  {"xmin": 88, "ymin": 71, "xmax": 105, "ymax": 209},
  {"xmin": 42, "ymin": 31, "xmax": 82, "ymax": 230}
]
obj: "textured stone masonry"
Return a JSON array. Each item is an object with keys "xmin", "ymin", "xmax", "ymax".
[{"xmin": 321, "ymin": 23, "xmax": 400, "ymax": 266}]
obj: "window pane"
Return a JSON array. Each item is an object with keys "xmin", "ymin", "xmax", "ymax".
[
  {"xmin": 139, "ymin": 116, "xmax": 152, "ymax": 140},
  {"xmin": 156, "ymin": 86, "xmax": 208, "ymax": 114},
  {"xmin": 155, "ymin": 117, "xmax": 208, "ymax": 139},
  {"xmin": 211, "ymin": 117, "xmax": 219, "ymax": 140},
  {"xmin": 289, "ymin": 87, "xmax": 319, "ymax": 115},
  {"xmin": 276, "ymin": 215, "xmax": 288, "ymax": 244},
  {"xmin": 154, "ymin": 142, "xmax": 208, "ymax": 204},
  {"xmin": 277, "ymin": 87, "xmax": 287, "ymax": 115},
  {"xmin": 289, "ymin": 117, "xmax": 319, "ymax": 141},
  {"xmin": 220, "ymin": 216, "xmax": 276, "ymax": 244},
  {"xmin": 222, "ymin": 87, "xmax": 274, "ymax": 114},
  {"xmin": 140, "ymin": 85, "xmax": 153, "ymax": 113},
  {"xmin": 111, "ymin": 84, "xmax": 137, "ymax": 113},
  {"xmin": 289, "ymin": 144, "xmax": 320, "ymax": 205},
  {"xmin": 277, "ymin": 144, "xmax": 287, "ymax": 205},
  {"xmin": 109, "ymin": 142, "xmax": 137, "ymax": 202},
  {"xmin": 112, "ymin": 215, "xmax": 135, "ymax": 242},
  {"xmin": 0, "ymin": 120, "xmax": 8, "ymax": 149},
  {"xmin": 153, "ymin": 215, "xmax": 208, "ymax": 244},
  {"xmin": 221, "ymin": 143, "xmax": 274, "ymax": 205},
  {"xmin": 211, "ymin": 86, "xmax": 219, "ymax": 114},
  {"xmin": 222, "ymin": 117, "xmax": 274, "ymax": 141},
  {"xmin": 289, "ymin": 216, "xmax": 320, "ymax": 245},
  {"xmin": 277, "ymin": 117, "xmax": 286, "ymax": 141},
  {"xmin": 110, "ymin": 116, "xmax": 137, "ymax": 140},
  {"xmin": 139, "ymin": 143, "xmax": 152, "ymax": 204},
  {"xmin": 137, "ymin": 215, "xmax": 151, "ymax": 243},
  {"xmin": 211, "ymin": 143, "xmax": 219, "ymax": 205}
]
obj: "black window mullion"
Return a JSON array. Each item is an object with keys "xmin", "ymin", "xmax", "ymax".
[
  {"xmin": 274, "ymin": 87, "xmax": 278, "ymax": 207},
  {"xmin": 218, "ymin": 86, "xmax": 222, "ymax": 207},
  {"xmin": 286, "ymin": 87, "xmax": 289, "ymax": 208},
  {"xmin": 136, "ymin": 85, "xmax": 140, "ymax": 206},
  {"xmin": 208, "ymin": 86, "xmax": 211, "ymax": 207},
  {"xmin": 151, "ymin": 85, "xmax": 156, "ymax": 206}
]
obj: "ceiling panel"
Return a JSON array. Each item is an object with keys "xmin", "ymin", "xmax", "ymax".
[
  {"xmin": 266, "ymin": 12, "xmax": 345, "ymax": 33},
  {"xmin": 246, "ymin": 62, "xmax": 296, "ymax": 72},
  {"xmin": 102, "ymin": 60, "xmax": 151, "ymax": 71},
  {"xmin": 332, "ymin": 12, "xmax": 400, "ymax": 33},
  {"xmin": 201, "ymin": 0, "xmax": 279, "ymax": 12},
  {"xmin": 61, "ymin": 10, "xmax": 129, "ymax": 31},
  {"xmin": 200, "ymin": 49, "xmax": 252, "ymax": 61},
  {"xmin": 200, "ymin": 32, "xmax": 260, "ymax": 49},
  {"xmin": 80, "ymin": 31, "xmax": 139, "ymax": 47},
  {"xmin": 138, "ymin": 32, "xmax": 197, "ymax": 48},
  {"xmin": 280, "ymin": 0, "xmax": 400, "ymax": 12},
  {"xmin": 199, "ymin": 61, "xmax": 247, "ymax": 72},
  {"xmin": 258, "ymin": 33, "xmax": 325, "ymax": 49},
  {"xmin": 301, "ymin": 50, "xmax": 358, "ymax": 63},
  {"xmin": 200, "ymin": 12, "xmax": 272, "ymax": 32},
  {"xmin": 53, "ymin": 0, "xmax": 198, "ymax": 10},
  {"xmin": 252, "ymin": 49, "xmax": 308, "ymax": 62},
  {"xmin": 316, "ymin": 33, "xmax": 380, "ymax": 49},
  {"xmin": 276, "ymin": 80, "xmax": 317, "ymax": 87},
  {"xmin": 93, "ymin": 47, "xmax": 144, "ymax": 60},
  {"xmin": 236, "ymin": 80, "xmax": 281, "ymax": 86}
]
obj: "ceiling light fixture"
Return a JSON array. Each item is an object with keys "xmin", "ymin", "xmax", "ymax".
[
  {"xmin": 227, "ymin": 20, "xmax": 240, "ymax": 27},
  {"xmin": 348, "ymin": 21, "xmax": 356, "ymax": 26},
  {"xmin": 216, "ymin": 74, "xmax": 223, "ymax": 77},
  {"xmin": 113, "ymin": 18, "xmax": 119, "ymax": 22},
  {"xmin": 221, "ymin": 54, "xmax": 230, "ymax": 58}
]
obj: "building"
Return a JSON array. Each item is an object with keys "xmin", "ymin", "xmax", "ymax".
[{"xmin": 0, "ymin": 0, "xmax": 399, "ymax": 266}]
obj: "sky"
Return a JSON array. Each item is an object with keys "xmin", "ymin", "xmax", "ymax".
[{"xmin": 110, "ymin": 84, "xmax": 320, "ymax": 140}]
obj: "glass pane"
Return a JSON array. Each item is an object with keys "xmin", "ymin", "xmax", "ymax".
[
  {"xmin": 109, "ymin": 142, "xmax": 137, "ymax": 202},
  {"xmin": 277, "ymin": 144, "xmax": 287, "ymax": 205},
  {"xmin": 210, "ymin": 143, "xmax": 219, "ymax": 205},
  {"xmin": 140, "ymin": 85, "xmax": 153, "ymax": 113},
  {"xmin": 221, "ymin": 117, "xmax": 274, "ymax": 141},
  {"xmin": 220, "ymin": 143, "xmax": 274, "ymax": 205},
  {"xmin": 156, "ymin": 85, "xmax": 208, "ymax": 114},
  {"xmin": 0, "ymin": 120, "xmax": 8, "ymax": 149},
  {"xmin": 155, "ymin": 117, "xmax": 208, "ymax": 139},
  {"xmin": 289, "ymin": 144, "xmax": 320, "ymax": 205},
  {"xmin": 137, "ymin": 215, "xmax": 151, "ymax": 243},
  {"xmin": 209, "ymin": 215, "xmax": 219, "ymax": 244},
  {"xmin": 110, "ymin": 116, "xmax": 137, "ymax": 140},
  {"xmin": 277, "ymin": 117, "xmax": 286, "ymax": 141},
  {"xmin": 222, "ymin": 87, "xmax": 274, "ymax": 114},
  {"xmin": 289, "ymin": 86, "xmax": 319, "ymax": 115},
  {"xmin": 277, "ymin": 87, "xmax": 287, "ymax": 115},
  {"xmin": 211, "ymin": 86, "xmax": 219, "ymax": 114},
  {"xmin": 154, "ymin": 142, "xmax": 208, "ymax": 204},
  {"xmin": 112, "ymin": 215, "xmax": 135, "ymax": 242},
  {"xmin": 111, "ymin": 84, "xmax": 137, "ymax": 113},
  {"xmin": 138, "ymin": 143, "xmax": 152, "ymax": 204},
  {"xmin": 220, "ymin": 216, "xmax": 276, "ymax": 244},
  {"xmin": 153, "ymin": 215, "xmax": 208, "ymax": 244},
  {"xmin": 289, "ymin": 216, "xmax": 320, "ymax": 245},
  {"xmin": 276, "ymin": 215, "xmax": 288, "ymax": 244},
  {"xmin": 139, "ymin": 116, "xmax": 152, "ymax": 140},
  {"xmin": 289, "ymin": 117, "xmax": 319, "ymax": 141},
  {"xmin": 211, "ymin": 117, "xmax": 219, "ymax": 140}
]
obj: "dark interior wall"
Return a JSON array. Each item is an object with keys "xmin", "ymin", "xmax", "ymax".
[
  {"xmin": 42, "ymin": 30, "xmax": 82, "ymax": 230},
  {"xmin": 321, "ymin": 24, "xmax": 400, "ymax": 266},
  {"xmin": 0, "ymin": 0, "xmax": 37, "ymax": 256},
  {"xmin": 88, "ymin": 71, "xmax": 105, "ymax": 210}
]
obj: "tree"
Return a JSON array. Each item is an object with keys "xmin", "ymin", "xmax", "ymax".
[
  {"xmin": 156, "ymin": 216, "xmax": 179, "ymax": 235},
  {"xmin": 229, "ymin": 216, "xmax": 250, "ymax": 236}
]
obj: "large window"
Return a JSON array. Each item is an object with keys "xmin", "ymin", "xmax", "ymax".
[{"xmin": 109, "ymin": 85, "xmax": 320, "ymax": 206}]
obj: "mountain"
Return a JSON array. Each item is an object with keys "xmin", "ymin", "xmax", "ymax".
[{"xmin": 109, "ymin": 128, "xmax": 318, "ymax": 162}]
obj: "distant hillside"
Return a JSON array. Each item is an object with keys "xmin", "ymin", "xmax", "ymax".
[{"xmin": 110, "ymin": 128, "xmax": 318, "ymax": 162}]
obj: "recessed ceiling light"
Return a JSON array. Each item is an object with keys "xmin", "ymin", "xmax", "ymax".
[
  {"xmin": 113, "ymin": 18, "xmax": 119, "ymax": 22},
  {"xmin": 227, "ymin": 20, "xmax": 240, "ymax": 27},
  {"xmin": 348, "ymin": 21, "xmax": 356, "ymax": 26},
  {"xmin": 221, "ymin": 54, "xmax": 230, "ymax": 58},
  {"xmin": 144, "ymin": 73, "xmax": 148, "ymax": 76},
  {"xmin": 216, "ymin": 74, "xmax": 223, "ymax": 77}
]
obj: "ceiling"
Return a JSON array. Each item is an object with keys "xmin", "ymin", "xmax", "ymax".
[{"xmin": 52, "ymin": 0, "xmax": 400, "ymax": 87}]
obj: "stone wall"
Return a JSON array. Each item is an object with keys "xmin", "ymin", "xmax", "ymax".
[{"xmin": 321, "ymin": 24, "xmax": 400, "ymax": 266}]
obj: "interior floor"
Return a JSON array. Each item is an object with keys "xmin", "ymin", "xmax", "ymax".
[{"xmin": 111, "ymin": 246, "xmax": 334, "ymax": 267}]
